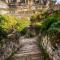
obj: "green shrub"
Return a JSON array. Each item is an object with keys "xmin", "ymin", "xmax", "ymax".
[
  {"xmin": 40, "ymin": 10, "xmax": 60, "ymax": 33},
  {"xmin": 0, "ymin": 15, "xmax": 30, "ymax": 39},
  {"xmin": 31, "ymin": 12, "xmax": 41, "ymax": 22},
  {"xmin": 15, "ymin": 18, "xmax": 30, "ymax": 32},
  {"xmin": 41, "ymin": 16, "xmax": 58, "ymax": 33},
  {"xmin": 40, "ymin": 10, "xmax": 60, "ymax": 47},
  {"xmin": 38, "ymin": 10, "xmax": 60, "ymax": 60},
  {"xmin": 48, "ymin": 21, "xmax": 60, "ymax": 32},
  {"xmin": 0, "ymin": 15, "xmax": 17, "ymax": 32},
  {"xmin": 0, "ymin": 15, "xmax": 18, "ymax": 39}
]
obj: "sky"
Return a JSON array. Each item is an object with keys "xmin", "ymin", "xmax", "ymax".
[{"xmin": 57, "ymin": 0, "xmax": 60, "ymax": 3}]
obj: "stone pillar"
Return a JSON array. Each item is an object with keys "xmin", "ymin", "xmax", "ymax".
[
  {"xmin": 5, "ymin": 0, "xmax": 9, "ymax": 3},
  {"xmin": 25, "ymin": 0, "xmax": 26, "ymax": 3},
  {"xmin": 27, "ymin": 0, "xmax": 34, "ymax": 10},
  {"xmin": 39, "ymin": 0, "xmax": 41, "ymax": 4},
  {"xmin": 26, "ymin": 0, "xmax": 28, "ymax": 4},
  {"xmin": 28, "ymin": 0, "xmax": 33, "ymax": 5},
  {"xmin": 46, "ymin": 0, "xmax": 50, "ymax": 9},
  {"xmin": 17, "ymin": 0, "xmax": 20, "ymax": 2}
]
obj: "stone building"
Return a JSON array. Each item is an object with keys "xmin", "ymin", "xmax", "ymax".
[
  {"xmin": 0, "ymin": 0, "xmax": 57, "ymax": 8},
  {"xmin": 1, "ymin": 0, "xmax": 56, "ymax": 5},
  {"xmin": 0, "ymin": 0, "xmax": 58, "ymax": 16}
]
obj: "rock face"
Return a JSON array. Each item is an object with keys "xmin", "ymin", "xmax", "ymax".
[
  {"xmin": 0, "ymin": 32, "xmax": 20, "ymax": 60},
  {"xmin": 12, "ymin": 37, "xmax": 43, "ymax": 60},
  {"xmin": 0, "ymin": 34, "xmax": 43, "ymax": 60},
  {"xmin": 40, "ymin": 35, "xmax": 60, "ymax": 60},
  {"xmin": 0, "ymin": 40, "xmax": 18, "ymax": 60}
]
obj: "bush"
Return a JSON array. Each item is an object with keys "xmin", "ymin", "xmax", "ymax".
[
  {"xmin": 0, "ymin": 15, "xmax": 18, "ymax": 39},
  {"xmin": 41, "ymin": 16, "xmax": 58, "ymax": 32},
  {"xmin": 15, "ymin": 18, "xmax": 30, "ymax": 32},
  {"xmin": 30, "ymin": 12, "xmax": 43, "ymax": 26},
  {"xmin": 39, "ymin": 10, "xmax": 60, "ymax": 60},
  {"xmin": 0, "ymin": 15, "xmax": 17, "ymax": 32},
  {"xmin": 0, "ymin": 15, "xmax": 30, "ymax": 39},
  {"xmin": 40, "ymin": 10, "xmax": 60, "ymax": 33}
]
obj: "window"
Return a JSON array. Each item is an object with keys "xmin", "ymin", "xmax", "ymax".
[
  {"xmin": 20, "ymin": 0, "xmax": 25, "ymax": 3},
  {"xmin": 34, "ymin": 0, "xmax": 39, "ymax": 4},
  {"xmin": 11, "ymin": 0, "xmax": 16, "ymax": 3},
  {"xmin": 43, "ymin": 0, "xmax": 47, "ymax": 5}
]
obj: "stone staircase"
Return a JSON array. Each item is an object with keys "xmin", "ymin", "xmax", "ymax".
[{"xmin": 12, "ymin": 37, "xmax": 43, "ymax": 60}]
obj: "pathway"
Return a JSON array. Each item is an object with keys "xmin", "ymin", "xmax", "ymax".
[{"xmin": 12, "ymin": 37, "xmax": 43, "ymax": 60}]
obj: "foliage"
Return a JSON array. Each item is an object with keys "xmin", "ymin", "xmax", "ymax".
[
  {"xmin": 0, "ymin": 15, "xmax": 18, "ymax": 39},
  {"xmin": 38, "ymin": 10, "xmax": 60, "ymax": 60},
  {"xmin": 15, "ymin": 18, "xmax": 30, "ymax": 32},
  {"xmin": 40, "ymin": 10, "xmax": 60, "ymax": 33},
  {"xmin": 30, "ymin": 12, "xmax": 43, "ymax": 26},
  {"xmin": 0, "ymin": 15, "xmax": 30, "ymax": 39},
  {"xmin": 48, "ymin": 21, "xmax": 60, "ymax": 33},
  {"xmin": 0, "ymin": 27, "xmax": 8, "ymax": 39},
  {"xmin": 41, "ymin": 16, "xmax": 58, "ymax": 33},
  {"xmin": 39, "ymin": 10, "xmax": 60, "ymax": 50},
  {"xmin": 0, "ymin": 15, "xmax": 17, "ymax": 32},
  {"xmin": 30, "ymin": 10, "xmax": 60, "ymax": 38}
]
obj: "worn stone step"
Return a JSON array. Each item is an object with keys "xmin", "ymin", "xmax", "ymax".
[
  {"xmin": 13, "ymin": 53, "xmax": 43, "ymax": 60},
  {"xmin": 14, "ymin": 52, "xmax": 41, "ymax": 57},
  {"xmin": 12, "ymin": 37, "xmax": 43, "ymax": 60}
]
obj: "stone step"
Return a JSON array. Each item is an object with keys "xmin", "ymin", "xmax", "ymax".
[
  {"xmin": 20, "ymin": 40, "xmax": 37, "ymax": 45},
  {"xmin": 13, "ymin": 53, "xmax": 43, "ymax": 60},
  {"xmin": 12, "ymin": 37, "xmax": 43, "ymax": 60},
  {"xmin": 14, "ymin": 52, "xmax": 41, "ymax": 57}
]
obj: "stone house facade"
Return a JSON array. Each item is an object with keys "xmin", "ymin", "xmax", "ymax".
[{"xmin": 0, "ymin": 0, "xmax": 60, "ymax": 16}]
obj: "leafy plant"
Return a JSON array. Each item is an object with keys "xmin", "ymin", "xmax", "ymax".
[
  {"xmin": 38, "ymin": 10, "xmax": 60, "ymax": 60},
  {"xmin": 0, "ymin": 15, "xmax": 30, "ymax": 39},
  {"xmin": 15, "ymin": 18, "xmax": 30, "ymax": 32},
  {"xmin": 0, "ymin": 15, "xmax": 17, "ymax": 32}
]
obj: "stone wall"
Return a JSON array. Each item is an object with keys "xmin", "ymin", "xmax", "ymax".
[
  {"xmin": 0, "ymin": 32, "xmax": 20, "ymax": 60},
  {"xmin": 0, "ymin": 0, "xmax": 59, "ymax": 17}
]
